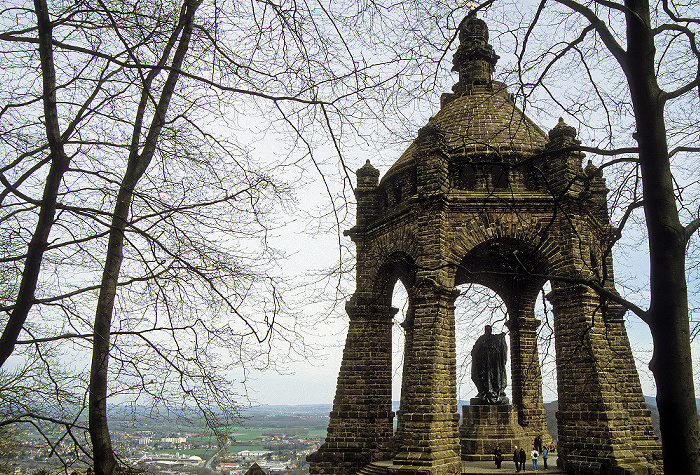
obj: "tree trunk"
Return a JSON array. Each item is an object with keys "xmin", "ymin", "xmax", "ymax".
[
  {"xmin": 0, "ymin": 0, "xmax": 70, "ymax": 368},
  {"xmin": 88, "ymin": 2, "xmax": 200, "ymax": 473},
  {"xmin": 88, "ymin": 189, "xmax": 131, "ymax": 475},
  {"xmin": 625, "ymin": 0, "xmax": 700, "ymax": 472}
]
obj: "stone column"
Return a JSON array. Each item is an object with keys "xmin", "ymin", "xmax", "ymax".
[
  {"xmin": 602, "ymin": 301, "xmax": 662, "ymax": 465},
  {"xmin": 548, "ymin": 284, "xmax": 659, "ymax": 473},
  {"xmin": 308, "ymin": 295, "xmax": 396, "ymax": 475},
  {"xmin": 391, "ymin": 279, "xmax": 461, "ymax": 475},
  {"xmin": 506, "ymin": 293, "xmax": 549, "ymax": 443}
]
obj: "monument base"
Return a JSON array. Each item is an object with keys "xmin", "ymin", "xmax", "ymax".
[{"xmin": 460, "ymin": 404, "xmax": 530, "ymax": 462}]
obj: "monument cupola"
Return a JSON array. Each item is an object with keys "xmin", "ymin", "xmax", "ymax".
[{"xmin": 377, "ymin": 13, "xmax": 547, "ymax": 209}]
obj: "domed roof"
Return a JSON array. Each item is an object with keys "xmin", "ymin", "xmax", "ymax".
[{"xmin": 381, "ymin": 16, "xmax": 547, "ymax": 183}]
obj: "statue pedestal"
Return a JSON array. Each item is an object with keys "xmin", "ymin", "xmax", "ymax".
[{"xmin": 460, "ymin": 404, "xmax": 530, "ymax": 461}]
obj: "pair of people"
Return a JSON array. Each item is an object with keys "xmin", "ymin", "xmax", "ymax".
[
  {"xmin": 511, "ymin": 445, "xmax": 548, "ymax": 471},
  {"xmin": 513, "ymin": 446, "xmax": 526, "ymax": 471},
  {"xmin": 530, "ymin": 445, "xmax": 549, "ymax": 471}
]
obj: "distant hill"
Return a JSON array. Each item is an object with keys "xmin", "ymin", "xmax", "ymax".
[
  {"xmin": 244, "ymin": 404, "xmax": 333, "ymax": 415},
  {"xmin": 644, "ymin": 395, "xmax": 700, "ymax": 414},
  {"xmin": 108, "ymin": 398, "xmax": 700, "ymax": 441},
  {"xmin": 543, "ymin": 401, "xmax": 558, "ymax": 441},
  {"xmin": 248, "ymin": 398, "xmax": 700, "ymax": 443}
]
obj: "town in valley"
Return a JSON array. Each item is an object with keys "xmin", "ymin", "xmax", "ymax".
[{"xmin": 1, "ymin": 405, "xmax": 331, "ymax": 475}]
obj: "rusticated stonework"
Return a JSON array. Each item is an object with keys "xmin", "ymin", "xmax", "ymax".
[{"xmin": 308, "ymin": 14, "xmax": 661, "ymax": 475}]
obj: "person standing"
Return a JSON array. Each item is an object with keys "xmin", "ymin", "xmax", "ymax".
[
  {"xmin": 531, "ymin": 447, "xmax": 539, "ymax": 471},
  {"xmin": 535, "ymin": 435, "xmax": 543, "ymax": 453},
  {"xmin": 494, "ymin": 445, "xmax": 503, "ymax": 468},
  {"xmin": 542, "ymin": 446, "xmax": 549, "ymax": 469},
  {"xmin": 513, "ymin": 446, "xmax": 520, "ymax": 472},
  {"xmin": 519, "ymin": 447, "xmax": 526, "ymax": 471}
]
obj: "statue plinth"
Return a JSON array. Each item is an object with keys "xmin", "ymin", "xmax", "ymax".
[
  {"xmin": 469, "ymin": 396, "xmax": 509, "ymax": 406},
  {"xmin": 460, "ymin": 404, "xmax": 530, "ymax": 461}
]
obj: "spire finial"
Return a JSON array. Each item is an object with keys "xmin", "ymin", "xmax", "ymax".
[{"xmin": 451, "ymin": 14, "xmax": 499, "ymax": 94}]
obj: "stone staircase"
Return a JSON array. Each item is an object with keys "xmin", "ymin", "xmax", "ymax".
[{"xmin": 356, "ymin": 461, "xmax": 390, "ymax": 475}]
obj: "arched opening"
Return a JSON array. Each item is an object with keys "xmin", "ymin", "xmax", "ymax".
[
  {"xmin": 536, "ymin": 281, "xmax": 557, "ymax": 403},
  {"xmin": 454, "ymin": 283, "xmax": 510, "ymax": 403},
  {"xmin": 372, "ymin": 252, "xmax": 417, "ymax": 436},
  {"xmin": 391, "ymin": 280, "xmax": 409, "ymax": 415},
  {"xmin": 454, "ymin": 237, "xmax": 552, "ymax": 439},
  {"xmin": 453, "ymin": 281, "xmax": 558, "ymax": 405}
]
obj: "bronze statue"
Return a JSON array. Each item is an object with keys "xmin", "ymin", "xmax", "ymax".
[{"xmin": 471, "ymin": 325, "xmax": 509, "ymax": 404}]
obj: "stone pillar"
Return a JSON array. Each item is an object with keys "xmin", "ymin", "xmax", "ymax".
[
  {"xmin": 506, "ymin": 294, "xmax": 549, "ymax": 443},
  {"xmin": 390, "ymin": 279, "xmax": 461, "ymax": 475},
  {"xmin": 545, "ymin": 118, "xmax": 585, "ymax": 197},
  {"xmin": 548, "ymin": 284, "xmax": 660, "ymax": 474},
  {"xmin": 414, "ymin": 123, "xmax": 449, "ymax": 198},
  {"xmin": 355, "ymin": 160, "xmax": 380, "ymax": 227},
  {"xmin": 308, "ymin": 295, "xmax": 396, "ymax": 475},
  {"xmin": 602, "ymin": 301, "xmax": 662, "ymax": 466}
]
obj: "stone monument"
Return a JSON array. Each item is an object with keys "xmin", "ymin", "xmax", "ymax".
[
  {"xmin": 461, "ymin": 325, "xmax": 529, "ymax": 461},
  {"xmin": 308, "ymin": 13, "xmax": 661, "ymax": 475}
]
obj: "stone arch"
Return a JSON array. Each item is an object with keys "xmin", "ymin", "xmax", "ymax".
[
  {"xmin": 356, "ymin": 226, "xmax": 421, "ymax": 302},
  {"xmin": 370, "ymin": 251, "xmax": 418, "ymax": 304},
  {"xmin": 448, "ymin": 213, "xmax": 561, "ymax": 277},
  {"xmin": 452, "ymin": 236, "xmax": 551, "ymax": 441}
]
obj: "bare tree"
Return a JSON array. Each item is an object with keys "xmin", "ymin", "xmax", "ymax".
[{"xmin": 0, "ymin": 0, "xmax": 421, "ymax": 472}]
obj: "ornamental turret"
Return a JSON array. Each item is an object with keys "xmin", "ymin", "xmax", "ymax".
[
  {"xmin": 355, "ymin": 160, "xmax": 379, "ymax": 227},
  {"xmin": 451, "ymin": 15, "xmax": 500, "ymax": 96}
]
